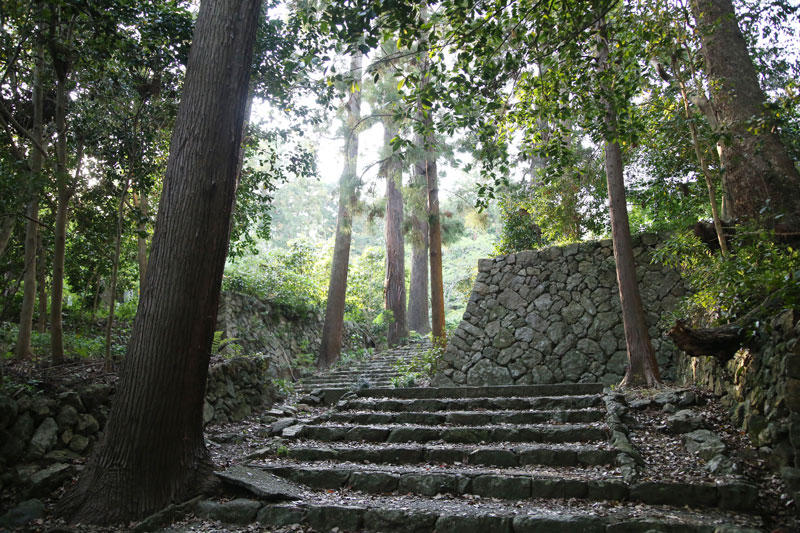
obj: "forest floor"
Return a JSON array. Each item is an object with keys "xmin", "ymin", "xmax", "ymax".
[{"xmin": 1, "ymin": 341, "xmax": 798, "ymax": 532}]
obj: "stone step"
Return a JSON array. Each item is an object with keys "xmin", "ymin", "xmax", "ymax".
[
  {"xmin": 305, "ymin": 370, "xmax": 400, "ymax": 379},
  {"xmin": 321, "ymin": 408, "xmax": 606, "ymax": 425},
  {"xmin": 299, "ymin": 379, "xmax": 397, "ymax": 387},
  {"xmin": 339, "ymin": 394, "xmax": 604, "ymax": 412},
  {"xmin": 264, "ymin": 442, "xmax": 617, "ymax": 467},
  {"xmin": 251, "ymin": 490, "xmax": 763, "ymax": 532},
  {"xmin": 252, "ymin": 462, "xmax": 758, "ymax": 512},
  {"xmin": 294, "ymin": 423, "xmax": 608, "ymax": 444},
  {"xmin": 352, "ymin": 383, "xmax": 604, "ymax": 399}
]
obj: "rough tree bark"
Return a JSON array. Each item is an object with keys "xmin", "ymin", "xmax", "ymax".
[
  {"xmin": 382, "ymin": 117, "xmax": 407, "ymax": 346},
  {"xmin": 48, "ymin": 14, "xmax": 75, "ymax": 365},
  {"xmin": 58, "ymin": 0, "xmax": 260, "ymax": 524},
  {"xmin": 15, "ymin": 46, "xmax": 44, "ymax": 360},
  {"xmin": 693, "ymin": 0, "xmax": 800, "ymax": 231},
  {"xmin": 318, "ymin": 53, "xmax": 362, "ymax": 369},
  {"xmin": 422, "ymin": 120, "xmax": 445, "ymax": 343},
  {"xmin": 407, "ymin": 134, "xmax": 430, "ymax": 335},
  {"xmin": 597, "ymin": 20, "xmax": 661, "ymax": 388}
]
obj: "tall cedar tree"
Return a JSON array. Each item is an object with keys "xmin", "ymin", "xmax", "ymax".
[
  {"xmin": 58, "ymin": 0, "xmax": 260, "ymax": 523},
  {"xmin": 597, "ymin": 19, "xmax": 661, "ymax": 387},
  {"xmin": 319, "ymin": 53, "xmax": 362, "ymax": 368},
  {"xmin": 382, "ymin": 117, "xmax": 408, "ymax": 345},
  {"xmin": 407, "ymin": 138, "xmax": 430, "ymax": 334},
  {"xmin": 15, "ymin": 44, "xmax": 45, "ymax": 360},
  {"xmin": 693, "ymin": 0, "xmax": 800, "ymax": 231}
]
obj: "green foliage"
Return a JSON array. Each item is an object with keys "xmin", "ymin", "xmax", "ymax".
[
  {"xmin": 393, "ymin": 340, "xmax": 444, "ymax": 387},
  {"xmin": 344, "ymin": 246, "xmax": 385, "ymax": 323},
  {"xmin": 336, "ymin": 347, "xmax": 373, "ymax": 369},
  {"xmin": 293, "ymin": 351, "xmax": 316, "ymax": 373},
  {"xmin": 652, "ymin": 229, "xmax": 800, "ymax": 326},
  {"xmin": 223, "ymin": 240, "xmax": 327, "ymax": 316},
  {"xmin": 1, "ymin": 321, "xmax": 111, "ymax": 360},
  {"xmin": 493, "ymin": 194, "xmax": 546, "ymax": 255},
  {"xmin": 273, "ymin": 378, "xmax": 295, "ymax": 396},
  {"xmin": 211, "ymin": 330, "xmax": 243, "ymax": 358}
]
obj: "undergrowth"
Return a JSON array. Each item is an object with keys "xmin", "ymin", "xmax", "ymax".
[{"xmin": 652, "ymin": 228, "xmax": 800, "ymax": 330}]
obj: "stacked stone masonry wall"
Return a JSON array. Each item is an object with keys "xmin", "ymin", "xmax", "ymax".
[
  {"xmin": 217, "ymin": 291, "xmax": 370, "ymax": 380},
  {"xmin": 0, "ymin": 355, "xmax": 275, "ymax": 480},
  {"xmin": 675, "ymin": 311, "xmax": 800, "ymax": 469},
  {"xmin": 435, "ymin": 233, "xmax": 687, "ymax": 386}
]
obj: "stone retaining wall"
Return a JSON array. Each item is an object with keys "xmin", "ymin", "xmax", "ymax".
[
  {"xmin": 0, "ymin": 355, "xmax": 276, "ymax": 489},
  {"xmin": 434, "ymin": 234, "xmax": 687, "ymax": 386},
  {"xmin": 675, "ymin": 310, "xmax": 800, "ymax": 470},
  {"xmin": 217, "ymin": 291, "xmax": 371, "ymax": 379}
]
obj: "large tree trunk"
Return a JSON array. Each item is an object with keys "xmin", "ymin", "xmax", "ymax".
[
  {"xmin": 693, "ymin": 0, "xmax": 800, "ymax": 231},
  {"xmin": 423, "ymin": 128, "xmax": 445, "ymax": 343},
  {"xmin": 382, "ymin": 118, "xmax": 407, "ymax": 346},
  {"xmin": 58, "ymin": 0, "xmax": 260, "ymax": 524},
  {"xmin": 407, "ymin": 143, "xmax": 430, "ymax": 335},
  {"xmin": 319, "ymin": 53, "xmax": 362, "ymax": 369},
  {"xmin": 15, "ymin": 47, "xmax": 44, "ymax": 361},
  {"xmin": 50, "ymin": 76, "xmax": 78, "ymax": 364},
  {"xmin": 597, "ymin": 20, "xmax": 661, "ymax": 388}
]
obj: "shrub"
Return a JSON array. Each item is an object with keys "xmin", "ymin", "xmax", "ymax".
[{"xmin": 652, "ymin": 228, "xmax": 800, "ymax": 327}]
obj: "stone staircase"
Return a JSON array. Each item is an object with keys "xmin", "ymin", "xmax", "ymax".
[
  {"xmin": 227, "ymin": 383, "xmax": 765, "ymax": 532},
  {"xmin": 294, "ymin": 343, "xmax": 414, "ymax": 395}
]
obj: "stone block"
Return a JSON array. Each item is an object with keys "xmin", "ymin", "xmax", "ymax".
[
  {"xmin": 471, "ymin": 474, "xmax": 530, "ymax": 499},
  {"xmin": 435, "ymin": 514, "xmax": 512, "ymax": 533},
  {"xmin": 363, "ymin": 508, "xmax": 438, "ymax": 532},
  {"xmin": 306, "ymin": 504, "xmax": 364, "ymax": 531},
  {"xmin": 28, "ymin": 417, "xmax": 59, "ymax": 459},
  {"xmin": 196, "ymin": 498, "xmax": 261, "ymax": 524},
  {"xmin": 349, "ymin": 471, "xmax": 400, "ymax": 493},
  {"xmin": 256, "ymin": 504, "xmax": 306, "ymax": 526}
]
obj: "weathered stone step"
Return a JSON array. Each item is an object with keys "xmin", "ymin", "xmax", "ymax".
[
  {"xmin": 294, "ymin": 423, "xmax": 608, "ymax": 444},
  {"xmin": 339, "ymin": 394, "xmax": 604, "ymax": 412},
  {"xmin": 251, "ymin": 490, "xmax": 763, "ymax": 532},
  {"xmin": 352, "ymin": 383, "xmax": 604, "ymax": 399},
  {"xmin": 270, "ymin": 441, "xmax": 616, "ymax": 467},
  {"xmin": 303, "ymin": 372, "xmax": 399, "ymax": 381},
  {"xmin": 314, "ymin": 368, "xmax": 400, "ymax": 375},
  {"xmin": 322, "ymin": 408, "xmax": 606, "ymax": 425},
  {"xmin": 299, "ymin": 378, "xmax": 396, "ymax": 386},
  {"xmin": 253, "ymin": 462, "xmax": 758, "ymax": 512}
]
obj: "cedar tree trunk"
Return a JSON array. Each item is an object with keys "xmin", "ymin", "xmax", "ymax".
[
  {"xmin": 597, "ymin": 20, "xmax": 661, "ymax": 388},
  {"xmin": 407, "ymin": 132, "xmax": 430, "ymax": 335},
  {"xmin": 15, "ymin": 47, "xmax": 44, "ymax": 360},
  {"xmin": 319, "ymin": 53, "xmax": 362, "ymax": 369},
  {"xmin": 693, "ymin": 0, "xmax": 800, "ymax": 231},
  {"xmin": 382, "ymin": 117, "xmax": 407, "ymax": 345},
  {"xmin": 423, "ymin": 130, "xmax": 445, "ymax": 342},
  {"xmin": 58, "ymin": 0, "xmax": 260, "ymax": 524},
  {"xmin": 50, "ymin": 70, "xmax": 75, "ymax": 364}
]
